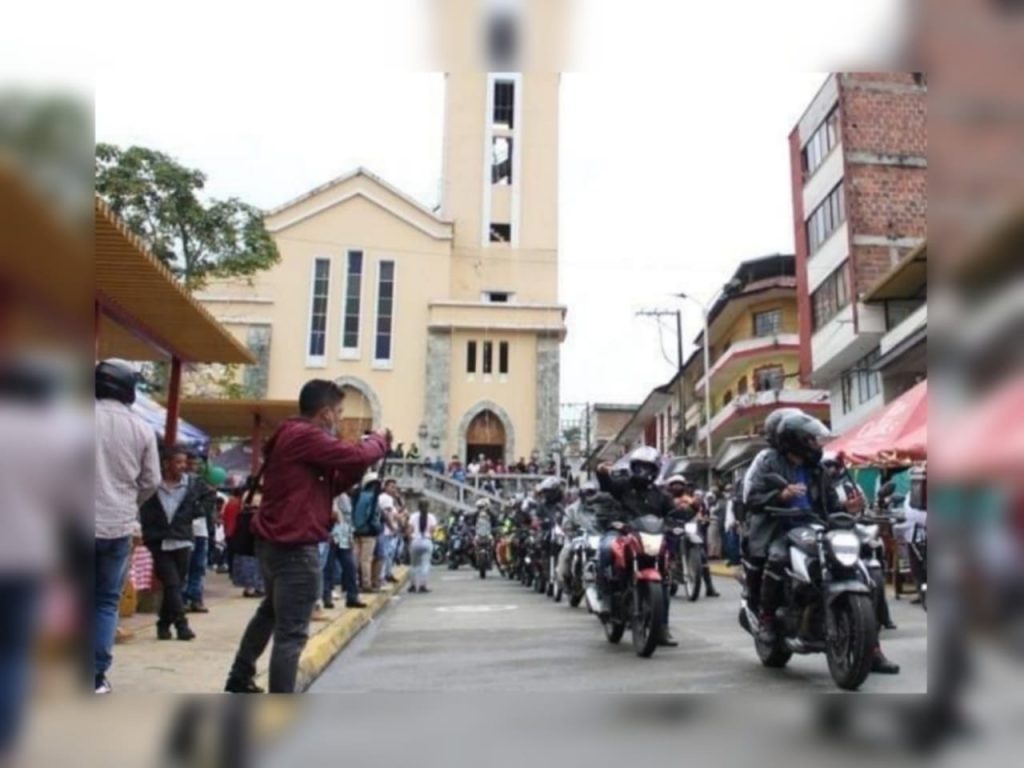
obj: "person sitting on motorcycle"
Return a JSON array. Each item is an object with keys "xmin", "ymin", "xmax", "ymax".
[
  {"xmin": 534, "ymin": 476, "xmax": 565, "ymax": 526},
  {"xmin": 664, "ymin": 475, "xmax": 720, "ymax": 598},
  {"xmin": 555, "ymin": 479, "xmax": 600, "ymax": 585},
  {"xmin": 596, "ymin": 446, "xmax": 680, "ymax": 646},
  {"xmin": 745, "ymin": 410, "xmax": 899, "ymax": 674},
  {"xmin": 471, "ymin": 497, "xmax": 498, "ymax": 538}
]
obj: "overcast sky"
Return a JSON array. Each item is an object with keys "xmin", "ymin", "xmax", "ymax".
[{"xmin": 89, "ymin": 0, "xmax": 901, "ymax": 406}]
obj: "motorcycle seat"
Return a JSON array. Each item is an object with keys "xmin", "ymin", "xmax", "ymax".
[{"xmin": 786, "ymin": 527, "xmax": 819, "ymax": 555}]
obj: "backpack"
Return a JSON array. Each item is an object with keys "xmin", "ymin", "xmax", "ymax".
[{"xmin": 353, "ymin": 486, "xmax": 383, "ymax": 537}]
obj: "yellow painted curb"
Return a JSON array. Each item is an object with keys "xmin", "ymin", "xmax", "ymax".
[
  {"xmin": 709, "ymin": 562, "xmax": 741, "ymax": 578},
  {"xmin": 254, "ymin": 566, "xmax": 410, "ymax": 693}
]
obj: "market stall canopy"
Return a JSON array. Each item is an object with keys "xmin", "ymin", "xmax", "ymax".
[
  {"xmin": 95, "ymin": 197, "xmax": 255, "ymax": 364},
  {"xmin": 177, "ymin": 398, "xmax": 297, "ymax": 438},
  {"xmin": 934, "ymin": 377, "xmax": 1024, "ymax": 482},
  {"xmin": 826, "ymin": 380, "xmax": 928, "ymax": 466},
  {"xmin": 133, "ymin": 391, "xmax": 209, "ymax": 451}
]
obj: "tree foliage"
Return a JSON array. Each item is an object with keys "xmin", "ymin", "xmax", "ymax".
[{"xmin": 95, "ymin": 143, "xmax": 279, "ymax": 289}]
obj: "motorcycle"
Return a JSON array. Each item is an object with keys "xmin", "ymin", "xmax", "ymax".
[
  {"xmin": 589, "ymin": 514, "xmax": 668, "ymax": 658},
  {"xmin": 668, "ymin": 520, "xmax": 704, "ymax": 601},
  {"xmin": 495, "ymin": 519, "xmax": 516, "ymax": 578},
  {"xmin": 447, "ymin": 524, "xmax": 469, "ymax": 571},
  {"xmin": 475, "ymin": 532, "xmax": 494, "ymax": 579},
  {"xmin": 738, "ymin": 503, "xmax": 879, "ymax": 691},
  {"xmin": 565, "ymin": 531, "xmax": 600, "ymax": 608},
  {"xmin": 548, "ymin": 523, "xmax": 566, "ymax": 602},
  {"xmin": 519, "ymin": 528, "xmax": 537, "ymax": 588},
  {"xmin": 430, "ymin": 524, "xmax": 448, "ymax": 566}
]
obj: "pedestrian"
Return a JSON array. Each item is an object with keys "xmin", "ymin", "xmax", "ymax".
[
  {"xmin": 182, "ymin": 455, "xmax": 215, "ymax": 613},
  {"xmin": 230, "ymin": 477, "xmax": 265, "ymax": 599},
  {"xmin": 407, "ymin": 500, "xmax": 438, "ymax": 593},
  {"xmin": 407, "ymin": 443, "xmax": 421, "ymax": 461},
  {"xmin": 332, "ymin": 485, "xmax": 367, "ymax": 609},
  {"xmin": 706, "ymin": 491, "xmax": 723, "ymax": 560},
  {"xmin": 139, "ymin": 444, "xmax": 217, "ymax": 641},
  {"xmin": 378, "ymin": 480, "xmax": 401, "ymax": 584},
  {"xmin": 94, "ymin": 360, "xmax": 161, "ymax": 694},
  {"xmin": 212, "ymin": 507, "xmax": 228, "ymax": 572},
  {"xmin": 353, "ymin": 472, "xmax": 383, "ymax": 592},
  {"xmin": 225, "ymin": 380, "xmax": 390, "ymax": 694}
]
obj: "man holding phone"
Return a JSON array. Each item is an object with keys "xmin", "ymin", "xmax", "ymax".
[{"xmin": 225, "ymin": 379, "xmax": 390, "ymax": 694}]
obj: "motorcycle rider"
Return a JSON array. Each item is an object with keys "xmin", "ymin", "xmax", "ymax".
[
  {"xmin": 534, "ymin": 476, "xmax": 565, "ymax": 526},
  {"xmin": 555, "ymin": 479, "xmax": 600, "ymax": 585},
  {"xmin": 664, "ymin": 475, "xmax": 720, "ymax": 597},
  {"xmin": 744, "ymin": 410, "xmax": 900, "ymax": 674},
  {"xmin": 596, "ymin": 446, "xmax": 680, "ymax": 646}
]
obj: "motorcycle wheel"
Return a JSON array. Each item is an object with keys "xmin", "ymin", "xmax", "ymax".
[
  {"xmin": 448, "ymin": 559, "xmax": 458, "ymax": 571},
  {"xmin": 554, "ymin": 581, "xmax": 563, "ymax": 603},
  {"xmin": 826, "ymin": 593, "xmax": 877, "ymax": 691},
  {"xmin": 685, "ymin": 547, "xmax": 703, "ymax": 602},
  {"xmin": 632, "ymin": 581, "xmax": 665, "ymax": 658},
  {"xmin": 569, "ymin": 588, "xmax": 583, "ymax": 608},
  {"xmin": 754, "ymin": 634, "xmax": 793, "ymax": 669},
  {"xmin": 479, "ymin": 561, "xmax": 488, "ymax": 579},
  {"xmin": 546, "ymin": 580, "xmax": 555, "ymax": 598},
  {"xmin": 431, "ymin": 548, "xmax": 445, "ymax": 566},
  {"xmin": 603, "ymin": 618, "xmax": 626, "ymax": 644}
]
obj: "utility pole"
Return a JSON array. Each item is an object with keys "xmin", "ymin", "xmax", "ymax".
[
  {"xmin": 584, "ymin": 402, "xmax": 592, "ymax": 478},
  {"xmin": 636, "ymin": 309, "xmax": 687, "ymax": 454}
]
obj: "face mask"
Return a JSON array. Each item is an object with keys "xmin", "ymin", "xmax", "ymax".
[{"xmin": 669, "ymin": 487, "xmax": 685, "ymax": 498}]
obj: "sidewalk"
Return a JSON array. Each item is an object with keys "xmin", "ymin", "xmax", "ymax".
[{"xmin": 112, "ymin": 567, "xmax": 408, "ymax": 693}]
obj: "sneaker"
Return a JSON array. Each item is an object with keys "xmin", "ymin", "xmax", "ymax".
[
  {"xmin": 157, "ymin": 624, "xmax": 173, "ymax": 641},
  {"xmin": 658, "ymin": 630, "xmax": 679, "ymax": 647},
  {"xmin": 407, "ymin": 585, "xmax": 417, "ymax": 594},
  {"xmin": 188, "ymin": 602, "xmax": 210, "ymax": 614},
  {"xmin": 418, "ymin": 586, "xmax": 431, "ymax": 593},
  {"xmin": 346, "ymin": 600, "xmax": 369, "ymax": 609},
  {"xmin": 224, "ymin": 676, "xmax": 264, "ymax": 694},
  {"xmin": 311, "ymin": 609, "xmax": 331, "ymax": 622},
  {"xmin": 323, "ymin": 599, "xmax": 335, "ymax": 610},
  {"xmin": 871, "ymin": 650, "xmax": 900, "ymax": 675},
  {"xmin": 175, "ymin": 623, "xmax": 196, "ymax": 641},
  {"xmin": 95, "ymin": 675, "xmax": 112, "ymax": 695}
]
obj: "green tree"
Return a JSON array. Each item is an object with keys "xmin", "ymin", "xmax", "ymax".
[{"xmin": 95, "ymin": 143, "xmax": 279, "ymax": 289}]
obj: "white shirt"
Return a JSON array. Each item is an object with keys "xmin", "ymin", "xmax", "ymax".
[
  {"xmin": 409, "ymin": 512, "xmax": 438, "ymax": 541},
  {"xmin": 95, "ymin": 399, "xmax": 161, "ymax": 539}
]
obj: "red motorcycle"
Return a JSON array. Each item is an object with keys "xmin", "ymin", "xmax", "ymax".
[{"xmin": 601, "ymin": 514, "xmax": 669, "ymax": 658}]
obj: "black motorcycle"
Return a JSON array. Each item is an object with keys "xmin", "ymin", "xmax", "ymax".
[
  {"xmin": 564, "ymin": 531, "xmax": 600, "ymax": 608},
  {"xmin": 447, "ymin": 525, "xmax": 470, "ymax": 571},
  {"xmin": 475, "ymin": 532, "xmax": 494, "ymax": 579},
  {"xmin": 738, "ymin": 505, "xmax": 879, "ymax": 691}
]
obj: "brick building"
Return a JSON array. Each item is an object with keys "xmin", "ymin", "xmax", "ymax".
[{"xmin": 789, "ymin": 72, "xmax": 927, "ymax": 434}]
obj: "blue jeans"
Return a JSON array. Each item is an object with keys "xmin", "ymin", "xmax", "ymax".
[
  {"xmin": 338, "ymin": 547, "xmax": 359, "ymax": 604},
  {"xmin": 724, "ymin": 528, "xmax": 741, "ymax": 564},
  {"xmin": 322, "ymin": 544, "xmax": 340, "ymax": 603},
  {"xmin": 379, "ymin": 534, "xmax": 398, "ymax": 579},
  {"xmin": 0, "ymin": 579, "xmax": 39, "ymax": 754},
  {"xmin": 182, "ymin": 536, "xmax": 209, "ymax": 605},
  {"xmin": 94, "ymin": 536, "xmax": 132, "ymax": 679}
]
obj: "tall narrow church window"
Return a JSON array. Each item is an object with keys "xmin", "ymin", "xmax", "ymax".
[
  {"xmin": 489, "ymin": 223, "xmax": 511, "ymax": 243},
  {"xmin": 493, "ymin": 80, "xmax": 515, "ymax": 129},
  {"xmin": 374, "ymin": 260, "xmax": 395, "ymax": 363},
  {"xmin": 341, "ymin": 250, "xmax": 362, "ymax": 355},
  {"xmin": 483, "ymin": 341, "xmax": 493, "ymax": 374},
  {"xmin": 307, "ymin": 257, "xmax": 331, "ymax": 364},
  {"xmin": 492, "ymin": 137, "xmax": 513, "ymax": 185},
  {"xmin": 467, "ymin": 341, "xmax": 477, "ymax": 374},
  {"xmin": 499, "ymin": 341, "xmax": 509, "ymax": 374}
]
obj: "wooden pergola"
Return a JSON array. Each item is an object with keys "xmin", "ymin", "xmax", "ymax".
[
  {"xmin": 94, "ymin": 197, "xmax": 256, "ymax": 445},
  {"xmin": 178, "ymin": 398, "xmax": 297, "ymax": 474}
]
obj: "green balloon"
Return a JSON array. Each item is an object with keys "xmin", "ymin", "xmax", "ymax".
[{"xmin": 205, "ymin": 465, "xmax": 227, "ymax": 486}]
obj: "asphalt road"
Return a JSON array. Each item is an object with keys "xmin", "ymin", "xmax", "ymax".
[{"xmin": 311, "ymin": 565, "xmax": 927, "ymax": 693}]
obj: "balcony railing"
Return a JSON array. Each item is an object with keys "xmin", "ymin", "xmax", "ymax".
[
  {"xmin": 697, "ymin": 388, "xmax": 830, "ymax": 442},
  {"xmin": 696, "ymin": 333, "xmax": 800, "ymax": 392}
]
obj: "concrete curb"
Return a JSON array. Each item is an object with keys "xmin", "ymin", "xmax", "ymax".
[
  {"xmin": 255, "ymin": 566, "xmax": 410, "ymax": 693},
  {"xmin": 709, "ymin": 562, "xmax": 741, "ymax": 578}
]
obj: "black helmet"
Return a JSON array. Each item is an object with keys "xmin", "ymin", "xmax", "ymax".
[
  {"xmin": 777, "ymin": 411, "xmax": 832, "ymax": 465},
  {"xmin": 95, "ymin": 360, "xmax": 137, "ymax": 405},
  {"xmin": 763, "ymin": 407, "xmax": 802, "ymax": 449},
  {"xmin": 627, "ymin": 446, "xmax": 660, "ymax": 490}
]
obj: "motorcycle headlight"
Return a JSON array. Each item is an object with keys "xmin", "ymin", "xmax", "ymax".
[
  {"xmin": 827, "ymin": 531, "xmax": 860, "ymax": 567},
  {"xmin": 638, "ymin": 533, "xmax": 663, "ymax": 557}
]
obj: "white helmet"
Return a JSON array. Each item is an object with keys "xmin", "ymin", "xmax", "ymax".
[
  {"xmin": 628, "ymin": 446, "xmax": 660, "ymax": 486},
  {"xmin": 475, "ymin": 497, "xmax": 492, "ymax": 510}
]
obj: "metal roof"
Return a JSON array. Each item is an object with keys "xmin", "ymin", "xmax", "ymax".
[{"xmin": 177, "ymin": 398, "xmax": 297, "ymax": 437}]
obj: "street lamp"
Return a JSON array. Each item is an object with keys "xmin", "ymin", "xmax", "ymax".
[{"xmin": 676, "ymin": 280, "xmax": 742, "ymax": 490}]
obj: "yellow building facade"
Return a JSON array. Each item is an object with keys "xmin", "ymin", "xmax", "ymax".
[{"xmin": 199, "ymin": 0, "xmax": 567, "ymax": 463}]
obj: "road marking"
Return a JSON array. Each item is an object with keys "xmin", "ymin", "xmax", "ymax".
[{"xmin": 435, "ymin": 605, "xmax": 519, "ymax": 614}]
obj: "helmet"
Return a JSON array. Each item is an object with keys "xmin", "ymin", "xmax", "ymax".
[
  {"xmin": 579, "ymin": 479, "xmax": 599, "ymax": 500},
  {"xmin": 664, "ymin": 474, "xmax": 689, "ymax": 498},
  {"xmin": 821, "ymin": 451, "xmax": 843, "ymax": 472},
  {"xmin": 536, "ymin": 476, "xmax": 564, "ymax": 505},
  {"xmin": 777, "ymin": 411, "xmax": 832, "ymax": 465},
  {"xmin": 95, "ymin": 359, "xmax": 138, "ymax": 405},
  {"xmin": 362, "ymin": 471, "xmax": 380, "ymax": 487},
  {"xmin": 628, "ymin": 446, "xmax": 660, "ymax": 490},
  {"xmin": 763, "ymin": 407, "xmax": 803, "ymax": 449},
  {"xmin": 475, "ymin": 497, "xmax": 492, "ymax": 511}
]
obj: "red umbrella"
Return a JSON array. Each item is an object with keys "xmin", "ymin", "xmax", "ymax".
[
  {"xmin": 934, "ymin": 376, "xmax": 1024, "ymax": 481},
  {"xmin": 826, "ymin": 379, "xmax": 928, "ymax": 466}
]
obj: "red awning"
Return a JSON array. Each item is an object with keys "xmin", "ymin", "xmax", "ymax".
[
  {"xmin": 934, "ymin": 377, "xmax": 1024, "ymax": 482},
  {"xmin": 826, "ymin": 380, "xmax": 928, "ymax": 466}
]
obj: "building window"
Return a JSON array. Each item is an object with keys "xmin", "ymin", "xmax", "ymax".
[
  {"xmin": 753, "ymin": 308, "xmax": 783, "ymax": 337},
  {"xmin": 374, "ymin": 260, "xmax": 395, "ymax": 363},
  {"xmin": 484, "ymin": 290, "xmax": 513, "ymax": 303},
  {"xmin": 802, "ymin": 106, "xmax": 841, "ymax": 178},
  {"xmin": 856, "ymin": 349, "xmax": 881, "ymax": 403},
  {"xmin": 811, "ymin": 261, "xmax": 851, "ymax": 331},
  {"xmin": 722, "ymin": 390, "xmax": 734, "ymax": 407},
  {"xmin": 341, "ymin": 250, "xmax": 362, "ymax": 354},
  {"xmin": 754, "ymin": 365, "xmax": 785, "ymax": 392},
  {"xmin": 492, "ymin": 137, "xmax": 513, "ymax": 185},
  {"xmin": 737, "ymin": 375, "xmax": 748, "ymax": 395},
  {"xmin": 489, "ymin": 223, "xmax": 511, "ymax": 243},
  {"xmin": 493, "ymin": 80, "xmax": 515, "ymax": 129},
  {"xmin": 467, "ymin": 340, "xmax": 477, "ymax": 374},
  {"xmin": 307, "ymin": 257, "xmax": 331, "ymax": 363},
  {"xmin": 499, "ymin": 341, "xmax": 509, "ymax": 374},
  {"xmin": 482, "ymin": 341, "xmax": 493, "ymax": 375},
  {"xmin": 806, "ymin": 181, "xmax": 846, "ymax": 254},
  {"xmin": 841, "ymin": 374, "xmax": 855, "ymax": 414}
]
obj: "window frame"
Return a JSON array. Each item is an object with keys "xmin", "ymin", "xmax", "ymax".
[
  {"xmin": 491, "ymin": 136, "xmax": 513, "ymax": 185},
  {"xmin": 467, "ymin": 340, "xmax": 478, "ymax": 375},
  {"xmin": 806, "ymin": 181, "xmax": 846, "ymax": 255},
  {"xmin": 371, "ymin": 258, "xmax": 396, "ymax": 369},
  {"xmin": 811, "ymin": 261, "xmax": 852, "ymax": 332},
  {"xmin": 753, "ymin": 364, "xmax": 786, "ymax": 393},
  {"xmin": 482, "ymin": 341, "xmax": 494, "ymax": 375},
  {"xmin": 492, "ymin": 79, "xmax": 515, "ymax": 129},
  {"xmin": 339, "ymin": 249, "xmax": 364, "ymax": 360},
  {"xmin": 498, "ymin": 341, "xmax": 509, "ymax": 375},
  {"xmin": 305, "ymin": 256, "xmax": 332, "ymax": 368},
  {"xmin": 752, "ymin": 308, "xmax": 784, "ymax": 338},
  {"xmin": 802, "ymin": 105, "xmax": 841, "ymax": 179}
]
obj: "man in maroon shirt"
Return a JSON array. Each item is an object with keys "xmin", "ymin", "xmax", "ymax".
[{"xmin": 225, "ymin": 380, "xmax": 390, "ymax": 693}]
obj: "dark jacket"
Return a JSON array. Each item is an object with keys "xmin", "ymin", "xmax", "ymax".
[
  {"xmin": 597, "ymin": 471, "xmax": 677, "ymax": 521},
  {"xmin": 252, "ymin": 418, "xmax": 389, "ymax": 546},
  {"xmin": 139, "ymin": 476, "xmax": 215, "ymax": 547}
]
